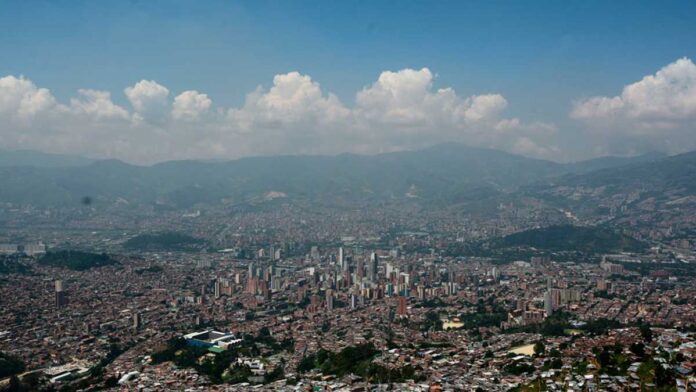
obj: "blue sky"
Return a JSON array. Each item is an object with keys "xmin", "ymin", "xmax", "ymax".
[{"xmin": 1, "ymin": 0, "xmax": 696, "ymax": 162}]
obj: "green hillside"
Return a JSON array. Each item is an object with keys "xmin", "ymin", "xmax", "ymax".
[
  {"xmin": 491, "ymin": 225, "xmax": 647, "ymax": 253},
  {"xmin": 39, "ymin": 251, "xmax": 117, "ymax": 270}
]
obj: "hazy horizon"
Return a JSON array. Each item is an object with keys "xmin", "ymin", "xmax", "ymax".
[
  {"xmin": 0, "ymin": 140, "xmax": 676, "ymax": 166},
  {"xmin": 2, "ymin": 3, "xmax": 696, "ymax": 391}
]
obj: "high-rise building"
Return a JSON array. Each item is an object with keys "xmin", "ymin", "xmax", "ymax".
[
  {"xmin": 326, "ymin": 289, "xmax": 334, "ymax": 311},
  {"xmin": 214, "ymin": 280, "xmax": 221, "ymax": 298},
  {"xmin": 544, "ymin": 291, "xmax": 553, "ymax": 316},
  {"xmin": 417, "ymin": 285, "xmax": 425, "ymax": 300},
  {"xmin": 385, "ymin": 263, "xmax": 394, "ymax": 279},
  {"xmin": 397, "ymin": 296, "xmax": 408, "ymax": 316},
  {"xmin": 368, "ymin": 252, "xmax": 379, "ymax": 282},
  {"xmin": 248, "ymin": 262, "xmax": 256, "ymax": 278},
  {"xmin": 55, "ymin": 291, "xmax": 67, "ymax": 309},
  {"xmin": 597, "ymin": 279, "xmax": 611, "ymax": 292},
  {"xmin": 133, "ymin": 313, "xmax": 142, "ymax": 329},
  {"xmin": 55, "ymin": 280, "xmax": 67, "ymax": 309}
]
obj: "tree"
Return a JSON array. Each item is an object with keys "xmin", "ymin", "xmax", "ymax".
[
  {"xmin": 7, "ymin": 376, "xmax": 22, "ymax": 392},
  {"xmin": 654, "ymin": 363, "xmax": 674, "ymax": 387},
  {"xmin": 630, "ymin": 342, "xmax": 645, "ymax": 358},
  {"xmin": 0, "ymin": 352, "xmax": 26, "ymax": 378},
  {"xmin": 533, "ymin": 341, "xmax": 546, "ymax": 356},
  {"xmin": 297, "ymin": 355, "xmax": 316, "ymax": 373},
  {"xmin": 640, "ymin": 325, "xmax": 653, "ymax": 343}
]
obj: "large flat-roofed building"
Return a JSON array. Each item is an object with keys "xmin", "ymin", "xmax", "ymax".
[
  {"xmin": 0, "ymin": 244, "xmax": 18, "ymax": 255},
  {"xmin": 183, "ymin": 330, "xmax": 241, "ymax": 350},
  {"xmin": 23, "ymin": 242, "xmax": 46, "ymax": 256}
]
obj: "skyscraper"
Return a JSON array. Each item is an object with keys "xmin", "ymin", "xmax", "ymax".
[
  {"xmin": 544, "ymin": 291, "xmax": 553, "ymax": 316},
  {"xmin": 326, "ymin": 289, "xmax": 334, "ymax": 311},
  {"xmin": 397, "ymin": 296, "xmax": 408, "ymax": 316},
  {"xmin": 356, "ymin": 258, "xmax": 365, "ymax": 279},
  {"xmin": 368, "ymin": 252, "xmax": 378, "ymax": 282},
  {"xmin": 55, "ymin": 280, "xmax": 67, "ymax": 309},
  {"xmin": 133, "ymin": 313, "xmax": 142, "ymax": 329},
  {"xmin": 214, "ymin": 280, "xmax": 221, "ymax": 298}
]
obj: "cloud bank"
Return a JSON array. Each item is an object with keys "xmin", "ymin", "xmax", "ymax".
[
  {"xmin": 0, "ymin": 68, "xmax": 557, "ymax": 163},
  {"xmin": 13, "ymin": 58, "xmax": 696, "ymax": 163},
  {"xmin": 572, "ymin": 57, "xmax": 696, "ymax": 155}
]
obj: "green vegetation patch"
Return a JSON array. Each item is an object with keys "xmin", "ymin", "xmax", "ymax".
[
  {"xmin": 123, "ymin": 232, "xmax": 205, "ymax": 252},
  {"xmin": 0, "ymin": 351, "xmax": 25, "ymax": 378},
  {"xmin": 0, "ymin": 255, "xmax": 32, "ymax": 275},
  {"xmin": 491, "ymin": 225, "xmax": 647, "ymax": 253},
  {"xmin": 297, "ymin": 343, "xmax": 424, "ymax": 383},
  {"xmin": 39, "ymin": 250, "xmax": 116, "ymax": 271}
]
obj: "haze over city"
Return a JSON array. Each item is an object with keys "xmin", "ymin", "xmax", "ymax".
[{"xmin": 1, "ymin": 1, "xmax": 696, "ymax": 392}]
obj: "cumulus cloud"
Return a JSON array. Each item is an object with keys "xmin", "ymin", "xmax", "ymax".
[
  {"xmin": 571, "ymin": 57, "xmax": 696, "ymax": 153},
  {"xmin": 0, "ymin": 75, "xmax": 57, "ymax": 121},
  {"xmin": 124, "ymin": 80, "xmax": 170, "ymax": 123},
  {"xmin": 69, "ymin": 89, "xmax": 129, "ymax": 121},
  {"xmin": 0, "ymin": 69, "xmax": 558, "ymax": 163},
  {"xmin": 232, "ymin": 72, "xmax": 348, "ymax": 127},
  {"xmin": 353, "ymin": 67, "xmax": 553, "ymax": 156},
  {"xmin": 355, "ymin": 68, "xmax": 508, "ymax": 127},
  {"xmin": 172, "ymin": 90, "xmax": 211, "ymax": 121}
]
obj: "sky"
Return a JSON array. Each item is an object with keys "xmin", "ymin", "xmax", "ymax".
[{"xmin": 1, "ymin": 0, "xmax": 696, "ymax": 163}]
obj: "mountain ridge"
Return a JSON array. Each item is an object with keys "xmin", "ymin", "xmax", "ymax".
[{"xmin": 0, "ymin": 144, "xmax": 687, "ymax": 210}]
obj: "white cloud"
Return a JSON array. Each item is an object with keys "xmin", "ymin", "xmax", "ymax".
[
  {"xmin": 571, "ymin": 57, "xmax": 696, "ymax": 153},
  {"xmin": 172, "ymin": 90, "xmax": 211, "ymax": 121},
  {"xmin": 0, "ymin": 70, "xmax": 558, "ymax": 163},
  {"xmin": 124, "ymin": 80, "xmax": 170, "ymax": 122},
  {"xmin": 572, "ymin": 57, "xmax": 696, "ymax": 123},
  {"xmin": 0, "ymin": 75, "xmax": 57, "ymax": 121},
  {"xmin": 69, "ymin": 89, "xmax": 129, "ymax": 121},
  {"xmin": 352, "ymin": 67, "xmax": 552, "ymax": 154},
  {"xmin": 354, "ymin": 68, "xmax": 508, "ymax": 127},
  {"xmin": 231, "ymin": 71, "xmax": 349, "ymax": 128}
]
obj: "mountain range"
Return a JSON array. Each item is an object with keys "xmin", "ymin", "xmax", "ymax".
[{"xmin": 0, "ymin": 145, "xmax": 685, "ymax": 214}]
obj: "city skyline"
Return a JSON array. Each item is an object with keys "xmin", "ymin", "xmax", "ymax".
[{"xmin": 1, "ymin": 2, "xmax": 696, "ymax": 391}]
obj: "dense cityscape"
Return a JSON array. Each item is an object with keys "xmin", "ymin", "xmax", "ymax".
[
  {"xmin": 3, "ymin": 1, "xmax": 696, "ymax": 391},
  {"xmin": 1, "ymin": 184, "xmax": 695, "ymax": 391}
]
